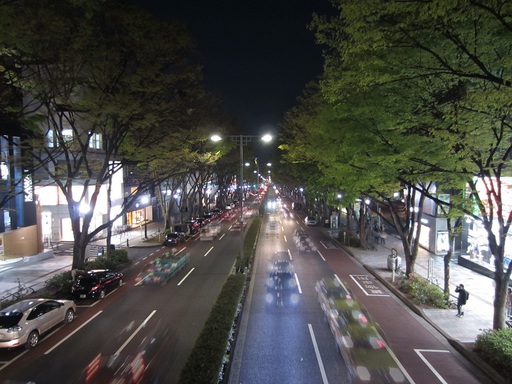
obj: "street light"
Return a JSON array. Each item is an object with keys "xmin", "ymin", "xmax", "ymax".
[{"xmin": 211, "ymin": 133, "xmax": 272, "ymax": 266}]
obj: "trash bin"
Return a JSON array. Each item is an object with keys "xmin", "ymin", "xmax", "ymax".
[
  {"xmin": 387, "ymin": 248, "xmax": 401, "ymax": 271},
  {"xmin": 387, "ymin": 255, "xmax": 401, "ymax": 271}
]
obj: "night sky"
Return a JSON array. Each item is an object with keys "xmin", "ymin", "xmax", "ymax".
[{"xmin": 134, "ymin": 0, "xmax": 333, "ymax": 135}]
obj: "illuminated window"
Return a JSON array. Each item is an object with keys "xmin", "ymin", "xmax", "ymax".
[{"xmin": 89, "ymin": 132, "xmax": 102, "ymax": 150}]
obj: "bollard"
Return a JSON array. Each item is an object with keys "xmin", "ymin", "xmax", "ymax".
[{"xmin": 127, "ymin": 239, "xmax": 129, "ymax": 247}]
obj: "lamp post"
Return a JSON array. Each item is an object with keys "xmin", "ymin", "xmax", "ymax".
[{"xmin": 211, "ymin": 134, "xmax": 272, "ymax": 265}]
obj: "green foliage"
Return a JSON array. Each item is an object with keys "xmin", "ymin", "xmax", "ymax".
[
  {"xmin": 242, "ymin": 216, "xmax": 261, "ymax": 269},
  {"xmin": 178, "ymin": 274, "xmax": 245, "ymax": 384},
  {"xmin": 338, "ymin": 230, "xmax": 360, "ymax": 248},
  {"xmin": 86, "ymin": 249, "xmax": 129, "ymax": 270},
  {"xmin": 44, "ymin": 271, "xmax": 73, "ymax": 298},
  {"xmin": 399, "ymin": 273, "xmax": 447, "ymax": 308},
  {"xmin": 475, "ymin": 329, "xmax": 512, "ymax": 382}
]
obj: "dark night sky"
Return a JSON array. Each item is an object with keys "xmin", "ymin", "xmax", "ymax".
[{"xmin": 135, "ymin": 0, "xmax": 333, "ymax": 135}]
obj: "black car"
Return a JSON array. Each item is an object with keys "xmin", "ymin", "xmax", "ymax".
[
  {"xmin": 184, "ymin": 219, "xmax": 200, "ymax": 234},
  {"xmin": 163, "ymin": 232, "xmax": 183, "ymax": 246},
  {"xmin": 195, "ymin": 217, "xmax": 209, "ymax": 227},
  {"xmin": 72, "ymin": 269, "xmax": 123, "ymax": 300}
]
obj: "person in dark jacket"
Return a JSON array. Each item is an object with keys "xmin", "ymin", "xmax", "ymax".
[{"xmin": 455, "ymin": 284, "xmax": 469, "ymax": 317}]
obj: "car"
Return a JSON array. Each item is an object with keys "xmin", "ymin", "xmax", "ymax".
[
  {"xmin": 184, "ymin": 219, "xmax": 200, "ymax": 234},
  {"xmin": 0, "ymin": 298, "xmax": 76, "ymax": 349},
  {"xmin": 195, "ymin": 217, "xmax": 210, "ymax": 227},
  {"xmin": 305, "ymin": 216, "xmax": 318, "ymax": 226},
  {"xmin": 169, "ymin": 224, "xmax": 189, "ymax": 237},
  {"xmin": 72, "ymin": 269, "xmax": 123, "ymax": 300},
  {"xmin": 265, "ymin": 259, "xmax": 299, "ymax": 307},
  {"xmin": 163, "ymin": 232, "xmax": 183, "ymax": 246}
]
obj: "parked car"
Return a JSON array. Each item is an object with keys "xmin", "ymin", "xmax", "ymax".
[
  {"xmin": 305, "ymin": 216, "xmax": 318, "ymax": 226},
  {"xmin": 163, "ymin": 232, "xmax": 183, "ymax": 246},
  {"xmin": 72, "ymin": 269, "xmax": 123, "ymax": 300},
  {"xmin": 170, "ymin": 224, "xmax": 189, "ymax": 237},
  {"xmin": 0, "ymin": 299, "xmax": 76, "ymax": 349},
  {"xmin": 195, "ymin": 217, "xmax": 209, "ymax": 227},
  {"xmin": 184, "ymin": 219, "xmax": 200, "ymax": 234}
]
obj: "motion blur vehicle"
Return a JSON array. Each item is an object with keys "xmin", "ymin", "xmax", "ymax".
[
  {"xmin": 79, "ymin": 321, "xmax": 169, "ymax": 383},
  {"xmin": 265, "ymin": 259, "xmax": 299, "ymax": 307},
  {"xmin": 163, "ymin": 232, "xmax": 183, "ymax": 246},
  {"xmin": 316, "ymin": 278, "xmax": 406, "ymax": 383},
  {"xmin": 72, "ymin": 269, "xmax": 123, "ymax": 300},
  {"xmin": 315, "ymin": 277, "xmax": 355, "ymax": 314},
  {"xmin": 293, "ymin": 228, "xmax": 316, "ymax": 252},
  {"xmin": 0, "ymin": 299, "xmax": 76, "ymax": 349},
  {"xmin": 343, "ymin": 330, "xmax": 406, "ymax": 383}
]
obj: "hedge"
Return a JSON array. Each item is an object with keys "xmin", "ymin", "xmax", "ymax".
[{"xmin": 178, "ymin": 274, "xmax": 245, "ymax": 384}]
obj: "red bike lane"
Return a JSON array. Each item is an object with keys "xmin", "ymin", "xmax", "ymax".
[{"xmin": 320, "ymin": 246, "xmax": 491, "ymax": 384}]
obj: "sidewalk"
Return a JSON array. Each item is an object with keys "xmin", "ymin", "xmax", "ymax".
[
  {"xmin": 0, "ymin": 222, "xmax": 164, "ymax": 300},
  {"xmin": 326, "ymin": 229, "xmax": 503, "ymax": 382},
  {"xmin": 335, "ymin": 231, "xmax": 494, "ymax": 342}
]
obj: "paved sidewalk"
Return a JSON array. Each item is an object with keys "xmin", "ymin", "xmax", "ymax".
[
  {"xmin": 0, "ymin": 222, "xmax": 163, "ymax": 301},
  {"xmin": 325, "ymin": 229, "xmax": 505, "ymax": 382},
  {"xmin": 332, "ymin": 231, "xmax": 495, "ymax": 343}
]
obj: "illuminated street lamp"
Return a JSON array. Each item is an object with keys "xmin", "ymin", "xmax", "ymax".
[{"xmin": 211, "ymin": 133, "xmax": 272, "ymax": 264}]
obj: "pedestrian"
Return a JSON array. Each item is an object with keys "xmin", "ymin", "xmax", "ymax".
[
  {"xmin": 380, "ymin": 229, "xmax": 387, "ymax": 245},
  {"xmin": 506, "ymin": 287, "xmax": 512, "ymax": 319},
  {"xmin": 455, "ymin": 284, "xmax": 469, "ymax": 317}
]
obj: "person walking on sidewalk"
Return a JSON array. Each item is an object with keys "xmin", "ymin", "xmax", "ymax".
[{"xmin": 455, "ymin": 284, "xmax": 469, "ymax": 317}]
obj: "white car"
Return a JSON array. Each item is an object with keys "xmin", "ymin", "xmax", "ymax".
[
  {"xmin": 0, "ymin": 298, "xmax": 76, "ymax": 349},
  {"xmin": 305, "ymin": 216, "xmax": 318, "ymax": 226}
]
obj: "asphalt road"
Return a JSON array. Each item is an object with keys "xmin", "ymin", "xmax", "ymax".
[
  {"xmin": 0, "ymin": 221, "xmax": 243, "ymax": 383},
  {"xmin": 231, "ymin": 201, "xmax": 492, "ymax": 384}
]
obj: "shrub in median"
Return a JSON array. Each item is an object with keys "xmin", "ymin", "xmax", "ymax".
[
  {"xmin": 399, "ymin": 273, "xmax": 447, "ymax": 308},
  {"xmin": 178, "ymin": 274, "xmax": 245, "ymax": 384},
  {"xmin": 475, "ymin": 328, "xmax": 512, "ymax": 382},
  {"xmin": 86, "ymin": 249, "xmax": 129, "ymax": 270}
]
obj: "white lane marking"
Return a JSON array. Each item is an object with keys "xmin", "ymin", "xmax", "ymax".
[
  {"xmin": 219, "ymin": 233, "xmax": 225, "ymax": 240},
  {"xmin": 283, "ymin": 235, "xmax": 287, "ymax": 243},
  {"xmin": 383, "ymin": 343, "xmax": 415, "ymax": 383},
  {"xmin": 114, "ymin": 310, "xmax": 157, "ymax": 356},
  {"xmin": 287, "ymin": 249, "xmax": 293, "ymax": 261},
  {"xmin": 349, "ymin": 274, "xmax": 389, "ymax": 297},
  {"xmin": 204, "ymin": 247, "xmax": 214, "ymax": 257},
  {"xmin": 317, "ymin": 250, "xmax": 326, "ymax": 261},
  {"xmin": 175, "ymin": 247, "xmax": 186, "ymax": 255},
  {"xmin": 414, "ymin": 349, "xmax": 450, "ymax": 384},
  {"xmin": 308, "ymin": 324, "xmax": 329, "ymax": 384},
  {"xmin": 177, "ymin": 267, "xmax": 195, "ymax": 286},
  {"xmin": 142, "ymin": 256, "xmax": 147, "ymax": 260},
  {"xmin": 44, "ymin": 311, "xmax": 103, "ymax": 355},
  {"xmin": 294, "ymin": 273, "xmax": 303, "ymax": 294}
]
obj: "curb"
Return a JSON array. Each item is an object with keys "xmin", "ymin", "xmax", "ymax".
[
  {"xmin": 333, "ymin": 237, "xmax": 505, "ymax": 384},
  {"xmin": 367, "ymin": 264, "xmax": 507, "ymax": 384}
]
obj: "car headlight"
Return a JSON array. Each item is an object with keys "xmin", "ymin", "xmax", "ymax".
[
  {"xmin": 356, "ymin": 366, "xmax": 371, "ymax": 381},
  {"xmin": 7, "ymin": 326, "xmax": 22, "ymax": 333},
  {"xmin": 388, "ymin": 367, "xmax": 405, "ymax": 382}
]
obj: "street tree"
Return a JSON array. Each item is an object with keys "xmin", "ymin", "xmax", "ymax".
[
  {"xmin": 313, "ymin": 0, "xmax": 512, "ymax": 328},
  {"xmin": 0, "ymin": 0, "xmax": 207, "ymax": 268}
]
